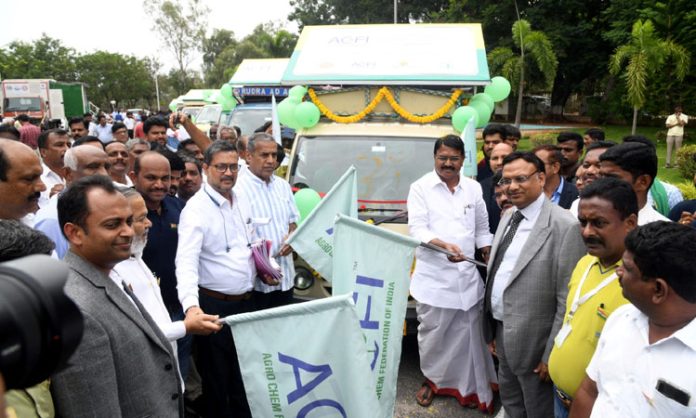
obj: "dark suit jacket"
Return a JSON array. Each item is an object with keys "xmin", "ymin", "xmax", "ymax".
[
  {"xmin": 558, "ymin": 179, "xmax": 579, "ymax": 210},
  {"xmin": 477, "ymin": 158, "xmax": 493, "ymax": 182},
  {"xmin": 483, "ymin": 198, "xmax": 585, "ymax": 375},
  {"xmin": 52, "ymin": 251, "xmax": 183, "ymax": 418},
  {"xmin": 480, "ymin": 175, "xmax": 502, "ymax": 234}
]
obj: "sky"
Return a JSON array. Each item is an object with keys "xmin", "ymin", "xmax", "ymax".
[{"xmin": 0, "ymin": 0, "xmax": 298, "ymax": 73}]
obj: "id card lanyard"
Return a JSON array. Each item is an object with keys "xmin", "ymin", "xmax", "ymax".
[{"xmin": 555, "ymin": 258, "xmax": 617, "ymax": 347}]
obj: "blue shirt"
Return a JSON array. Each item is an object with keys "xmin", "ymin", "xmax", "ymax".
[
  {"xmin": 551, "ymin": 177, "xmax": 565, "ymax": 205},
  {"xmin": 142, "ymin": 195, "xmax": 185, "ymax": 315},
  {"xmin": 34, "ymin": 194, "xmax": 68, "ymax": 259}
]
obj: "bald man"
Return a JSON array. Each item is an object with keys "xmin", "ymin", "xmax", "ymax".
[
  {"xmin": 34, "ymin": 144, "xmax": 111, "ymax": 258},
  {"xmin": 0, "ymin": 139, "xmax": 46, "ymax": 221}
]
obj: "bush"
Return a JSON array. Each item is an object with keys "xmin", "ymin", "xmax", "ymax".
[
  {"xmin": 529, "ymin": 132, "xmax": 557, "ymax": 148},
  {"xmin": 676, "ymin": 144, "xmax": 696, "ymax": 180},
  {"xmin": 675, "ymin": 181, "xmax": 696, "ymax": 200}
]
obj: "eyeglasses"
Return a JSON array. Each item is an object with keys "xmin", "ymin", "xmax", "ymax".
[
  {"xmin": 212, "ymin": 163, "xmax": 239, "ymax": 173},
  {"xmin": 436, "ymin": 156, "xmax": 462, "ymax": 163},
  {"xmin": 498, "ymin": 171, "xmax": 539, "ymax": 186}
]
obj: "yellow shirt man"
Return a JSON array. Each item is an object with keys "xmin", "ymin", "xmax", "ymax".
[{"xmin": 548, "ymin": 254, "xmax": 628, "ymax": 397}]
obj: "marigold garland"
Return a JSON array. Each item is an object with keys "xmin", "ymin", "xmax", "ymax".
[{"xmin": 308, "ymin": 87, "xmax": 462, "ymax": 124}]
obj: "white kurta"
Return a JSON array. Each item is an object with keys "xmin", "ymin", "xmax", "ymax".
[
  {"xmin": 408, "ymin": 170, "xmax": 493, "ymax": 310},
  {"xmin": 110, "ymin": 256, "xmax": 185, "ymax": 390},
  {"xmin": 407, "ymin": 170, "xmax": 497, "ymax": 410}
]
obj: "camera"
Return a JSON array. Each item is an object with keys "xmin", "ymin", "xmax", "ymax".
[{"xmin": 0, "ymin": 255, "xmax": 83, "ymax": 390}]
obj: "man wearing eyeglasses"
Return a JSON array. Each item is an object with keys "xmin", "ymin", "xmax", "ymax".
[
  {"xmin": 408, "ymin": 135, "xmax": 497, "ymax": 411},
  {"xmin": 176, "ymin": 140, "xmax": 256, "ymax": 418},
  {"xmin": 484, "ymin": 151, "xmax": 585, "ymax": 418}
]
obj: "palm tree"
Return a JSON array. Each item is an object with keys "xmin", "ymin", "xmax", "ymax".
[
  {"xmin": 609, "ymin": 19, "xmax": 690, "ymax": 134},
  {"xmin": 487, "ymin": 19, "xmax": 558, "ymax": 127}
]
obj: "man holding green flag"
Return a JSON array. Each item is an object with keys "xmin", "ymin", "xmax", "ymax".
[{"xmin": 408, "ymin": 134, "xmax": 497, "ymax": 412}]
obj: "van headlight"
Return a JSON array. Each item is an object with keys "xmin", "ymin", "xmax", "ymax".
[{"xmin": 293, "ymin": 267, "xmax": 314, "ymax": 291}]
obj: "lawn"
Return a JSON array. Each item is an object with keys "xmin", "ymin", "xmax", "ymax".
[{"xmin": 505, "ymin": 124, "xmax": 690, "ymax": 186}]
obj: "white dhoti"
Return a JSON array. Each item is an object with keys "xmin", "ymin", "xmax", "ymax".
[{"xmin": 417, "ymin": 302, "xmax": 498, "ymax": 413}]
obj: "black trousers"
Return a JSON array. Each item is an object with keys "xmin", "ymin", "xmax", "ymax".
[
  {"xmin": 253, "ymin": 288, "xmax": 294, "ymax": 311},
  {"xmin": 197, "ymin": 292, "xmax": 254, "ymax": 418}
]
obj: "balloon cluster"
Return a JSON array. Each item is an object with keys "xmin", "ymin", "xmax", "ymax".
[
  {"xmin": 219, "ymin": 84, "xmax": 237, "ymax": 112},
  {"xmin": 278, "ymin": 86, "xmax": 322, "ymax": 130},
  {"xmin": 451, "ymin": 76, "xmax": 511, "ymax": 132}
]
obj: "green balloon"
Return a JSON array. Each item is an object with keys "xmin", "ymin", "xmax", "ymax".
[
  {"xmin": 278, "ymin": 98, "xmax": 299, "ymax": 126},
  {"xmin": 451, "ymin": 106, "xmax": 479, "ymax": 132},
  {"xmin": 484, "ymin": 76, "xmax": 512, "ymax": 102},
  {"xmin": 294, "ymin": 102, "xmax": 321, "ymax": 128},
  {"xmin": 469, "ymin": 100, "xmax": 492, "ymax": 128},
  {"xmin": 294, "ymin": 188, "xmax": 322, "ymax": 224},
  {"xmin": 220, "ymin": 96, "xmax": 236, "ymax": 112},
  {"xmin": 470, "ymin": 93, "xmax": 495, "ymax": 113},
  {"xmin": 289, "ymin": 85, "xmax": 308, "ymax": 100},
  {"xmin": 220, "ymin": 84, "xmax": 233, "ymax": 99}
]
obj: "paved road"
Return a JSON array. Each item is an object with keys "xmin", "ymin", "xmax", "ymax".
[{"xmin": 394, "ymin": 335, "xmax": 503, "ymax": 418}]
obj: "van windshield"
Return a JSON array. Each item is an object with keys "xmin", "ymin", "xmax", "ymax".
[
  {"xmin": 290, "ymin": 135, "xmax": 435, "ymax": 218},
  {"xmin": 196, "ymin": 106, "xmax": 221, "ymax": 124},
  {"xmin": 225, "ymin": 107, "xmax": 271, "ymax": 136},
  {"xmin": 5, "ymin": 97, "xmax": 41, "ymax": 112}
]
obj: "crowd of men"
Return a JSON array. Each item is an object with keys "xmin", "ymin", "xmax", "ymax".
[
  {"xmin": 0, "ymin": 110, "xmax": 695, "ymax": 418},
  {"xmin": 409, "ymin": 122, "xmax": 696, "ymax": 418},
  {"xmin": 0, "ymin": 111, "xmax": 293, "ymax": 418}
]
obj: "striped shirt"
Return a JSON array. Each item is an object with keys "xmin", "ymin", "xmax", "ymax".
[{"xmin": 235, "ymin": 172, "xmax": 299, "ymax": 292}]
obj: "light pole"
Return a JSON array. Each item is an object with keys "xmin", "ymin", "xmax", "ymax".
[
  {"xmin": 110, "ymin": 100, "xmax": 116, "ymax": 114},
  {"xmin": 154, "ymin": 74, "xmax": 161, "ymax": 111},
  {"xmin": 393, "ymin": 0, "xmax": 397, "ymax": 23}
]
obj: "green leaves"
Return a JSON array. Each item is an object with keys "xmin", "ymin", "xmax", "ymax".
[{"xmin": 609, "ymin": 19, "xmax": 690, "ymax": 110}]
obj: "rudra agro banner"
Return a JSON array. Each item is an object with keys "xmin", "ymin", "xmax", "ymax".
[
  {"xmin": 286, "ymin": 165, "xmax": 358, "ymax": 282},
  {"xmin": 331, "ymin": 214, "xmax": 419, "ymax": 418},
  {"xmin": 224, "ymin": 295, "xmax": 378, "ymax": 418}
]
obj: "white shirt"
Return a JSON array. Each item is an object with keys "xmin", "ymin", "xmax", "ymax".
[
  {"xmin": 111, "ymin": 256, "xmax": 186, "ymax": 341},
  {"xmin": 408, "ymin": 171, "xmax": 493, "ymax": 310},
  {"xmin": 93, "ymin": 123, "xmax": 113, "ymax": 143},
  {"xmin": 569, "ymin": 197, "xmax": 579, "ymax": 218},
  {"xmin": 587, "ymin": 304, "xmax": 696, "ymax": 416},
  {"xmin": 39, "ymin": 161, "xmax": 65, "ymax": 209},
  {"xmin": 176, "ymin": 183, "xmax": 256, "ymax": 312},
  {"xmin": 113, "ymin": 176, "xmax": 133, "ymax": 188},
  {"xmin": 638, "ymin": 203, "xmax": 670, "ymax": 225},
  {"xmin": 235, "ymin": 172, "xmax": 300, "ymax": 292},
  {"xmin": 124, "ymin": 117, "xmax": 136, "ymax": 130},
  {"xmin": 490, "ymin": 193, "xmax": 546, "ymax": 320},
  {"xmin": 666, "ymin": 113, "xmax": 688, "ymax": 136}
]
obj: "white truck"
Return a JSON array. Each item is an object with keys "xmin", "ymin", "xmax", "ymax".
[
  {"xmin": 282, "ymin": 23, "xmax": 492, "ymax": 334},
  {"xmin": 1, "ymin": 79, "xmax": 89, "ymax": 127}
]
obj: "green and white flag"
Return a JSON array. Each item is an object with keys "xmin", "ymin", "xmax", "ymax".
[
  {"xmin": 224, "ymin": 295, "xmax": 379, "ymax": 418},
  {"xmin": 332, "ymin": 214, "xmax": 419, "ymax": 418},
  {"xmin": 286, "ymin": 166, "xmax": 358, "ymax": 282}
]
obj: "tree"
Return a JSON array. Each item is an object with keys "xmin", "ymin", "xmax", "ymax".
[
  {"xmin": 146, "ymin": 0, "xmax": 209, "ymax": 93},
  {"xmin": 0, "ymin": 34, "xmax": 77, "ymax": 81},
  {"xmin": 202, "ymin": 23, "xmax": 299, "ymax": 87},
  {"xmin": 609, "ymin": 19, "xmax": 690, "ymax": 134},
  {"xmin": 288, "ymin": 0, "xmax": 447, "ymax": 28},
  {"xmin": 202, "ymin": 29, "xmax": 237, "ymax": 77},
  {"xmin": 487, "ymin": 19, "xmax": 558, "ymax": 127},
  {"xmin": 76, "ymin": 52, "xmax": 156, "ymax": 109}
]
